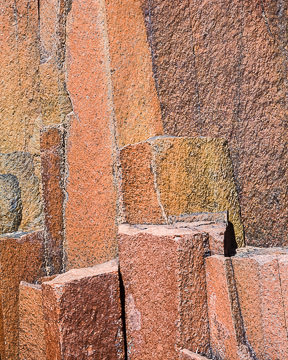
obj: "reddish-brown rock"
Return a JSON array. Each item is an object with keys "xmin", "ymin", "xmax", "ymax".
[
  {"xmin": 0, "ymin": 231, "xmax": 45, "ymax": 359},
  {"xmin": 233, "ymin": 249, "xmax": 288, "ymax": 360},
  {"xmin": 140, "ymin": 0, "xmax": 288, "ymax": 247},
  {"xmin": 64, "ymin": 0, "xmax": 118, "ymax": 269},
  {"xmin": 41, "ymin": 126, "xmax": 65, "ymax": 274},
  {"xmin": 19, "ymin": 282, "xmax": 46, "ymax": 360},
  {"xmin": 119, "ymin": 224, "xmax": 211, "ymax": 359},
  {"xmin": 205, "ymin": 255, "xmax": 253, "ymax": 360},
  {"xmin": 42, "ymin": 259, "xmax": 124, "ymax": 360}
]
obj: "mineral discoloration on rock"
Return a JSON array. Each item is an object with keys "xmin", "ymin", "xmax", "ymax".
[
  {"xmin": 64, "ymin": 0, "xmax": 118, "ymax": 269},
  {"xmin": 105, "ymin": 0, "xmax": 163, "ymax": 147},
  {"xmin": 42, "ymin": 259, "xmax": 124, "ymax": 360},
  {"xmin": 0, "ymin": 231, "xmax": 45, "ymax": 359},
  {"xmin": 141, "ymin": 0, "xmax": 288, "ymax": 247},
  {"xmin": 119, "ymin": 224, "xmax": 211, "ymax": 359},
  {"xmin": 180, "ymin": 349, "xmax": 210, "ymax": 360},
  {"xmin": 0, "ymin": 152, "xmax": 43, "ymax": 232},
  {"xmin": 0, "ymin": 174, "xmax": 22, "ymax": 235},
  {"xmin": 120, "ymin": 137, "xmax": 244, "ymax": 246},
  {"xmin": 19, "ymin": 282, "xmax": 46, "ymax": 360}
]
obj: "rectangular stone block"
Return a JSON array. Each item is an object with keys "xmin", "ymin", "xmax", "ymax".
[
  {"xmin": 65, "ymin": 0, "xmax": 118, "ymax": 269},
  {"xmin": 120, "ymin": 136, "xmax": 244, "ymax": 246},
  {"xmin": 205, "ymin": 255, "xmax": 253, "ymax": 360},
  {"xmin": 0, "ymin": 231, "xmax": 45, "ymax": 359},
  {"xmin": 19, "ymin": 282, "xmax": 46, "ymax": 360},
  {"xmin": 119, "ymin": 223, "xmax": 211, "ymax": 359},
  {"xmin": 41, "ymin": 126, "xmax": 65, "ymax": 274},
  {"xmin": 42, "ymin": 259, "xmax": 124, "ymax": 360},
  {"xmin": 233, "ymin": 249, "xmax": 288, "ymax": 360}
]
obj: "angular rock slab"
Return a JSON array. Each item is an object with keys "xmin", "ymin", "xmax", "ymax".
[
  {"xmin": 233, "ymin": 248, "xmax": 288, "ymax": 360},
  {"xmin": 180, "ymin": 349, "xmax": 210, "ymax": 360},
  {"xmin": 0, "ymin": 152, "xmax": 43, "ymax": 232},
  {"xmin": 41, "ymin": 126, "xmax": 65, "ymax": 274},
  {"xmin": 119, "ymin": 224, "xmax": 211, "ymax": 359},
  {"xmin": 120, "ymin": 136, "xmax": 244, "ymax": 246},
  {"xmin": 19, "ymin": 282, "xmax": 46, "ymax": 360},
  {"xmin": 0, "ymin": 174, "xmax": 22, "ymax": 234},
  {"xmin": 0, "ymin": 231, "xmax": 45, "ymax": 360},
  {"xmin": 42, "ymin": 259, "xmax": 124, "ymax": 360}
]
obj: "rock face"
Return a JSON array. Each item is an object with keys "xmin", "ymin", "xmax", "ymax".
[
  {"xmin": 140, "ymin": 0, "xmax": 288, "ymax": 247},
  {"xmin": 118, "ymin": 223, "xmax": 212, "ymax": 359},
  {"xmin": 120, "ymin": 136, "xmax": 244, "ymax": 246},
  {"xmin": 42, "ymin": 259, "xmax": 124, "ymax": 360},
  {"xmin": 0, "ymin": 174, "xmax": 22, "ymax": 234},
  {"xmin": 0, "ymin": 152, "xmax": 43, "ymax": 232}
]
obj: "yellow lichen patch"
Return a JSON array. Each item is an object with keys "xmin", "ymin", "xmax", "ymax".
[{"xmin": 151, "ymin": 137, "xmax": 244, "ymax": 246}]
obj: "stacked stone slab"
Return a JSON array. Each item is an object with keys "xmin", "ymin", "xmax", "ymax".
[
  {"xmin": 120, "ymin": 136, "xmax": 244, "ymax": 247},
  {"xmin": 118, "ymin": 222, "xmax": 227, "ymax": 359}
]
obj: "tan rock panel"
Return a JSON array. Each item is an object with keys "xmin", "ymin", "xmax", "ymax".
[
  {"xmin": 180, "ymin": 349, "xmax": 210, "ymax": 360},
  {"xmin": 42, "ymin": 259, "xmax": 124, "ymax": 360},
  {"xmin": 64, "ymin": 0, "xmax": 118, "ymax": 269},
  {"xmin": 0, "ymin": 0, "xmax": 40, "ymax": 154},
  {"xmin": 0, "ymin": 152, "xmax": 43, "ymax": 232},
  {"xmin": 39, "ymin": 0, "xmax": 72, "ymax": 126},
  {"xmin": 119, "ymin": 224, "xmax": 211, "ymax": 359},
  {"xmin": 0, "ymin": 231, "xmax": 45, "ymax": 359},
  {"xmin": 105, "ymin": 0, "xmax": 163, "ymax": 147},
  {"xmin": 140, "ymin": 0, "xmax": 288, "ymax": 246},
  {"xmin": 120, "ymin": 137, "xmax": 244, "ymax": 246},
  {"xmin": 0, "ymin": 174, "xmax": 22, "ymax": 234},
  {"xmin": 19, "ymin": 282, "xmax": 46, "ymax": 360},
  {"xmin": 41, "ymin": 126, "xmax": 65, "ymax": 274}
]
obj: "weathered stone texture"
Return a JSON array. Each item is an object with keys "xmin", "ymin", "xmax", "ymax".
[
  {"xmin": 0, "ymin": 152, "xmax": 43, "ymax": 232},
  {"xmin": 0, "ymin": 231, "xmax": 45, "ymax": 359},
  {"xmin": 42, "ymin": 259, "xmax": 124, "ymax": 360},
  {"xmin": 64, "ymin": 0, "xmax": 118, "ymax": 269},
  {"xmin": 0, "ymin": 0, "xmax": 41, "ymax": 155},
  {"xmin": 180, "ymin": 349, "xmax": 210, "ymax": 360},
  {"xmin": 41, "ymin": 126, "xmax": 65, "ymax": 274},
  {"xmin": 19, "ymin": 282, "xmax": 46, "ymax": 360},
  {"xmin": 233, "ymin": 249, "xmax": 288, "ymax": 360},
  {"xmin": 119, "ymin": 224, "xmax": 211, "ymax": 359},
  {"xmin": 105, "ymin": 0, "xmax": 163, "ymax": 147},
  {"xmin": 141, "ymin": 0, "xmax": 288, "ymax": 246},
  {"xmin": 39, "ymin": 0, "xmax": 72, "ymax": 126},
  {"xmin": 0, "ymin": 174, "xmax": 22, "ymax": 234},
  {"xmin": 120, "ymin": 137, "xmax": 244, "ymax": 246}
]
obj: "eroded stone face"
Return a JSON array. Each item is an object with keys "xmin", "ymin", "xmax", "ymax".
[
  {"xmin": 0, "ymin": 152, "xmax": 43, "ymax": 232},
  {"xmin": 0, "ymin": 174, "xmax": 22, "ymax": 234},
  {"xmin": 120, "ymin": 136, "xmax": 244, "ymax": 246},
  {"xmin": 140, "ymin": 0, "xmax": 288, "ymax": 247}
]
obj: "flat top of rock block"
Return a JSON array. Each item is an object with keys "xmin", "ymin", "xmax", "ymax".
[
  {"xmin": 44, "ymin": 259, "xmax": 118, "ymax": 285},
  {"xmin": 235, "ymin": 246, "xmax": 288, "ymax": 258},
  {"xmin": 119, "ymin": 222, "xmax": 225, "ymax": 237}
]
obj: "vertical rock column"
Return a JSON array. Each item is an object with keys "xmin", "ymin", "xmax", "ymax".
[{"xmin": 64, "ymin": 0, "xmax": 118, "ymax": 269}]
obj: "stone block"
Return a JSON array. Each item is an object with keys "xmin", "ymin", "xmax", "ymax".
[
  {"xmin": 19, "ymin": 282, "xmax": 46, "ymax": 360},
  {"xmin": 105, "ymin": 0, "xmax": 163, "ymax": 147},
  {"xmin": 0, "ymin": 230, "xmax": 45, "ymax": 359},
  {"xmin": 120, "ymin": 136, "xmax": 244, "ymax": 246},
  {"xmin": 42, "ymin": 259, "xmax": 124, "ymax": 360},
  {"xmin": 0, "ymin": 152, "xmax": 43, "ymax": 232},
  {"xmin": 65, "ymin": 0, "xmax": 118, "ymax": 269},
  {"xmin": 205, "ymin": 255, "xmax": 253, "ymax": 360},
  {"xmin": 180, "ymin": 349, "xmax": 210, "ymax": 360},
  {"xmin": 233, "ymin": 249, "xmax": 288, "ymax": 360},
  {"xmin": 0, "ymin": 174, "xmax": 22, "ymax": 234},
  {"xmin": 41, "ymin": 126, "xmax": 65, "ymax": 274},
  {"xmin": 119, "ymin": 223, "xmax": 211, "ymax": 359}
]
